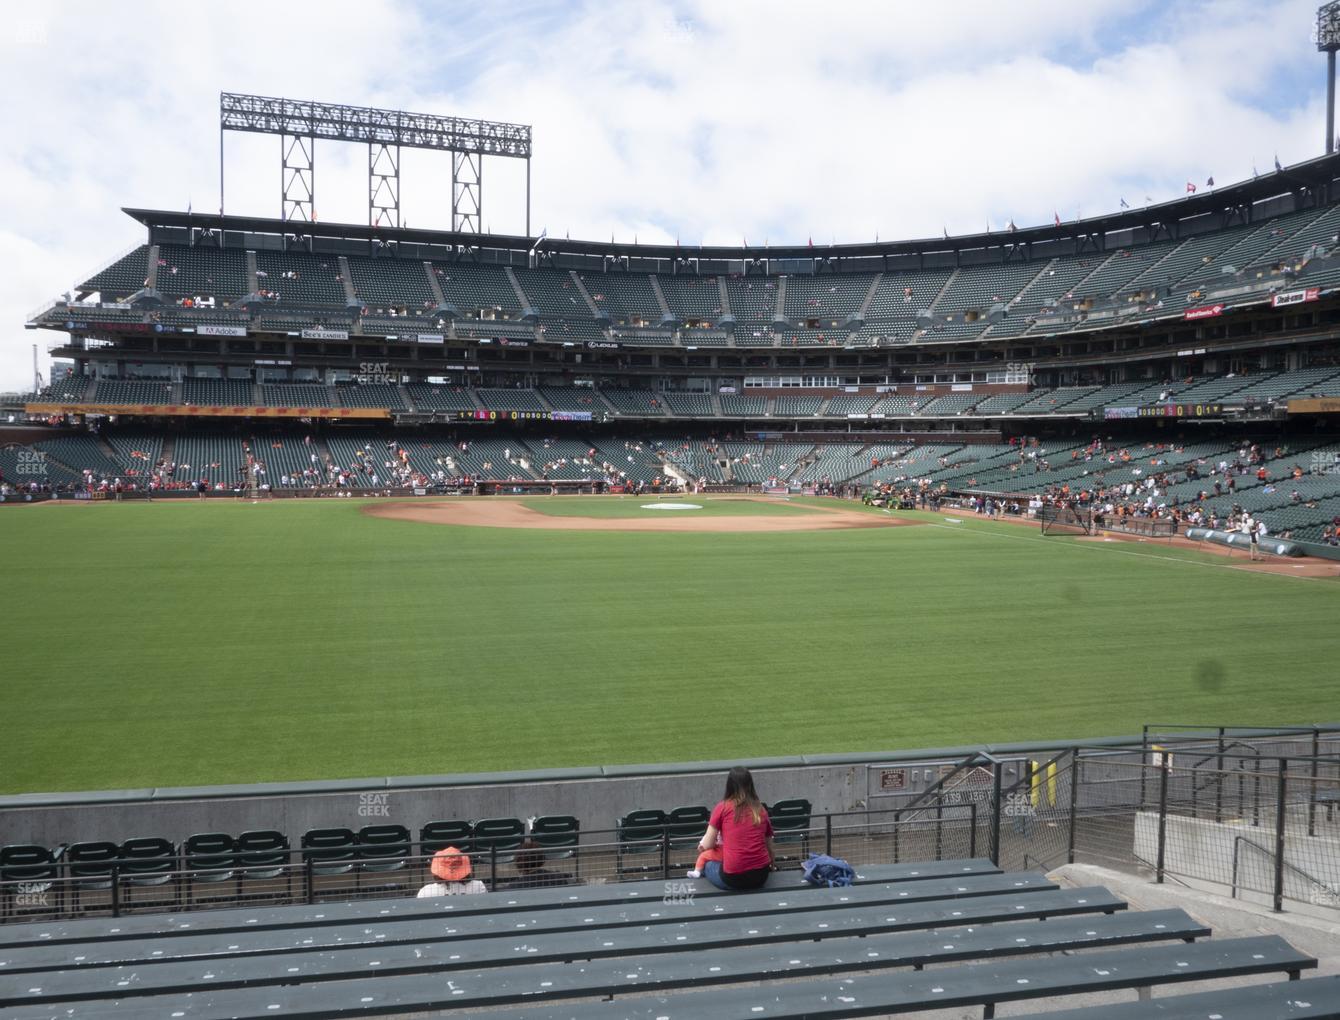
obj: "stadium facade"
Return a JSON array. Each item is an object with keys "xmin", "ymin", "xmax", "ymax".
[{"xmin": 10, "ymin": 153, "xmax": 1340, "ymax": 542}]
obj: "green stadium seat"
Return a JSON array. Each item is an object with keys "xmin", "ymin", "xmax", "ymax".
[
  {"xmin": 356, "ymin": 824, "xmax": 411, "ymax": 874},
  {"xmin": 235, "ymin": 830, "xmax": 292, "ymax": 899},
  {"xmin": 666, "ymin": 805, "xmax": 710, "ymax": 866},
  {"xmin": 118, "ymin": 837, "xmax": 177, "ymax": 889},
  {"xmin": 65, "ymin": 841, "xmax": 119, "ymax": 910},
  {"xmin": 300, "ymin": 828, "xmax": 358, "ymax": 877},
  {"xmin": 767, "ymin": 798, "xmax": 813, "ymax": 861},
  {"xmin": 616, "ymin": 809, "xmax": 668, "ymax": 876},
  {"xmin": 528, "ymin": 815, "xmax": 580, "ymax": 871},
  {"xmin": 182, "ymin": 833, "xmax": 236, "ymax": 895},
  {"xmin": 472, "ymin": 817, "xmax": 526, "ymax": 867},
  {"xmin": 0, "ymin": 844, "xmax": 63, "ymax": 917},
  {"xmin": 419, "ymin": 819, "xmax": 473, "ymax": 856}
]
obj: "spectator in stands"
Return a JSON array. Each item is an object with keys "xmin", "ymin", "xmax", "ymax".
[
  {"xmin": 503, "ymin": 840, "xmax": 571, "ymax": 889},
  {"xmin": 697, "ymin": 766, "xmax": 776, "ymax": 891},
  {"xmin": 417, "ymin": 846, "xmax": 486, "ymax": 898}
]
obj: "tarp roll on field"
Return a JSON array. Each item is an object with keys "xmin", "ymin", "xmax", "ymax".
[{"xmin": 1184, "ymin": 527, "xmax": 1303, "ymax": 558}]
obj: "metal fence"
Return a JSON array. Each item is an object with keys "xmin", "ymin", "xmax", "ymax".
[
  {"xmin": 3, "ymin": 726, "xmax": 1337, "ymax": 925},
  {"xmin": 0, "ymin": 806, "xmax": 984, "ymax": 923}
]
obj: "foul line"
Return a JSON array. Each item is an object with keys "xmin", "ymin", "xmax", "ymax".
[{"xmin": 918, "ymin": 519, "xmax": 1339, "ymax": 586}]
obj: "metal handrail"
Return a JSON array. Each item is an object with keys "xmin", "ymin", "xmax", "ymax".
[
  {"xmin": 0, "ymin": 806, "xmax": 987, "ymax": 923},
  {"xmin": 1230, "ymin": 832, "xmax": 1335, "ymax": 905},
  {"xmin": 895, "ymin": 750, "xmax": 1000, "ymax": 817}
]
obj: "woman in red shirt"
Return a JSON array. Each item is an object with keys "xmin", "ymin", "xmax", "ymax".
[{"xmin": 698, "ymin": 766, "xmax": 776, "ymax": 890}]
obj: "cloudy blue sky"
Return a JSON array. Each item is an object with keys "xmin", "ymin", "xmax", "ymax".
[{"xmin": 1, "ymin": 0, "xmax": 1332, "ymax": 389}]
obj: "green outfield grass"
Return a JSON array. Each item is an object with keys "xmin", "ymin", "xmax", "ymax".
[{"xmin": 2, "ymin": 497, "xmax": 1337, "ymax": 794}]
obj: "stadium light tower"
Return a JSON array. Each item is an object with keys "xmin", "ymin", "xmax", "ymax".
[
  {"xmin": 218, "ymin": 93, "xmax": 533, "ymax": 238},
  {"xmin": 1318, "ymin": 2, "xmax": 1340, "ymax": 153}
]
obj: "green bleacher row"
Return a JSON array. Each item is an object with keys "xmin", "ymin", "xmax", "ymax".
[
  {"xmin": 3, "ymin": 854, "xmax": 1337, "ymax": 1019},
  {"xmin": 62, "ymin": 201, "xmax": 1340, "ymax": 349}
]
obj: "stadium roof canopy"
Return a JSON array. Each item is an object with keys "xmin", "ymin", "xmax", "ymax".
[{"xmin": 124, "ymin": 151, "xmax": 1340, "ymax": 266}]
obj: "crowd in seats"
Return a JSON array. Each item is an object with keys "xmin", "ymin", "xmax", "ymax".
[
  {"xmin": 580, "ymin": 271, "xmax": 660, "ymax": 322},
  {"xmin": 430, "ymin": 261, "xmax": 523, "ymax": 316},
  {"xmin": 657, "ymin": 274, "xmax": 722, "ymax": 319},
  {"xmin": 602, "ymin": 388, "xmax": 669, "ymax": 415},
  {"xmin": 48, "ymin": 197, "xmax": 1340, "ymax": 359},
  {"xmin": 154, "ymin": 245, "xmax": 248, "ymax": 304},
  {"xmin": 253, "ymin": 252, "xmax": 347, "ymax": 306}
]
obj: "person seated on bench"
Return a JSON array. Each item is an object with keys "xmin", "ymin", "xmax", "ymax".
[
  {"xmin": 417, "ymin": 846, "xmax": 487, "ymax": 898},
  {"xmin": 697, "ymin": 766, "xmax": 776, "ymax": 891},
  {"xmin": 501, "ymin": 839, "xmax": 572, "ymax": 889}
]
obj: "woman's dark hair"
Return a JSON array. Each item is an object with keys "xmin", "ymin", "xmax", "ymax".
[
  {"xmin": 513, "ymin": 839, "xmax": 545, "ymax": 874},
  {"xmin": 724, "ymin": 765, "xmax": 763, "ymax": 824}
]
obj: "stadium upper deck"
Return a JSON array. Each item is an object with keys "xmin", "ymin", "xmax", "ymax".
[{"xmin": 21, "ymin": 153, "xmax": 1340, "ymax": 424}]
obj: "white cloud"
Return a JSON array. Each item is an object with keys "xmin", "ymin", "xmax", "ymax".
[{"xmin": 0, "ymin": 0, "xmax": 1331, "ymax": 389}]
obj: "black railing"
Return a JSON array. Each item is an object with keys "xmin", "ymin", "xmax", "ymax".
[
  {"xmin": 4, "ymin": 731, "xmax": 1338, "ymax": 925},
  {"xmin": 0, "ymin": 806, "xmax": 984, "ymax": 923}
]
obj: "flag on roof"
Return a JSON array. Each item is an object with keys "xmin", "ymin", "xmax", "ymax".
[
  {"xmin": 1186, "ymin": 182, "xmax": 1196, "ymax": 194},
  {"xmin": 1275, "ymin": 154, "xmax": 1283, "ymax": 171},
  {"xmin": 1119, "ymin": 198, "xmax": 1129, "ymax": 209},
  {"xmin": 1053, "ymin": 211, "xmax": 1061, "ymax": 227},
  {"xmin": 1206, "ymin": 176, "xmax": 1214, "ymax": 187}
]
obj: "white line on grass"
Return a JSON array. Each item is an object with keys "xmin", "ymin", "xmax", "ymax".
[{"xmin": 919, "ymin": 519, "xmax": 1339, "ymax": 587}]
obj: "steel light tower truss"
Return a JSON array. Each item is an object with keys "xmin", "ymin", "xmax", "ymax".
[
  {"xmin": 1318, "ymin": 3, "xmax": 1340, "ymax": 153},
  {"xmin": 282, "ymin": 133, "xmax": 314, "ymax": 222},
  {"xmin": 219, "ymin": 92, "xmax": 533, "ymax": 238},
  {"xmin": 451, "ymin": 151, "xmax": 482, "ymax": 233},
  {"xmin": 369, "ymin": 143, "xmax": 400, "ymax": 228}
]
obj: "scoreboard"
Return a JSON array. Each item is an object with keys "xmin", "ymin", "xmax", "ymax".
[
  {"xmin": 452, "ymin": 409, "xmax": 593, "ymax": 422},
  {"xmin": 1135, "ymin": 403, "xmax": 1224, "ymax": 418}
]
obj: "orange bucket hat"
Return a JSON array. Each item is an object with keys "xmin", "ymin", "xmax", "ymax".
[{"xmin": 430, "ymin": 846, "xmax": 472, "ymax": 882}]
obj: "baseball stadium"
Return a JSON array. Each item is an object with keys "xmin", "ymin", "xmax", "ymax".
[{"xmin": 3, "ymin": 5, "xmax": 1340, "ymax": 1016}]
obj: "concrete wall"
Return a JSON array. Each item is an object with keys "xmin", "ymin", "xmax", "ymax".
[
  {"xmin": 3, "ymin": 728, "xmax": 1333, "ymax": 851},
  {"xmin": 1133, "ymin": 810, "xmax": 1340, "ymax": 920},
  {"xmin": 0, "ymin": 762, "xmax": 874, "ymax": 849}
]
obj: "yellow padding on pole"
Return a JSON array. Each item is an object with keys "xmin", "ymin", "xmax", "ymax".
[
  {"xmin": 1046, "ymin": 760, "xmax": 1058, "ymax": 807},
  {"xmin": 1030, "ymin": 760, "xmax": 1041, "ymax": 807}
]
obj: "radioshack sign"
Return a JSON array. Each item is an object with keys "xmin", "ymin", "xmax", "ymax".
[
  {"xmin": 1183, "ymin": 304, "xmax": 1225, "ymax": 321},
  {"xmin": 1271, "ymin": 287, "xmax": 1321, "ymax": 308}
]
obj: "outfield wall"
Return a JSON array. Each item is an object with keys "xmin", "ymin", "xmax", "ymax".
[{"xmin": 3, "ymin": 730, "xmax": 1334, "ymax": 849}]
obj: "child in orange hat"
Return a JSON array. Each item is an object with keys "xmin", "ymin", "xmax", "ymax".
[{"xmin": 417, "ymin": 846, "xmax": 487, "ymax": 897}]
